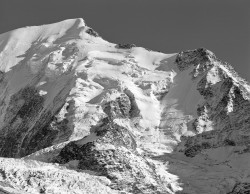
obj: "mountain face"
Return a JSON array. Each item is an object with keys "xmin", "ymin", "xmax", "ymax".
[{"xmin": 0, "ymin": 18, "xmax": 249, "ymax": 194}]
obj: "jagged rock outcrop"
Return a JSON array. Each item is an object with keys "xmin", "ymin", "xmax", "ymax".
[
  {"xmin": 116, "ymin": 43, "xmax": 136, "ymax": 49},
  {"xmin": 174, "ymin": 49, "xmax": 250, "ymax": 158},
  {"xmin": 227, "ymin": 183, "xmax": 250, "ymax": 194},
  {"xmin": 54, "ymin": 95, "xmax": 168, "ymax": 194}
]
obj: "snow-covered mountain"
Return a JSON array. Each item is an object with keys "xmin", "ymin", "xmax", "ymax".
[{"xmin": 0, "ymin": 18, "xmax": 249, "ymax": 194}]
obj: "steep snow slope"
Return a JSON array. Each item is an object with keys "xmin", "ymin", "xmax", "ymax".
[{"xmin": 0, "ymin": 18, "xmax": 249, "ymax": 193}]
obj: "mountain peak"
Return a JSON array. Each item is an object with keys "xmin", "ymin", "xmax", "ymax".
[
  {"xmin": 0, "ymin": 19, "xmax": 249, "ymax": 193},
  {"xmin": 175, "ymin": 47, "xmax": 216, "ymax": 71}
]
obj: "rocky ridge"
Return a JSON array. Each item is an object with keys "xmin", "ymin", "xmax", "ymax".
[{"xmin": 175, "ymin": 48, "xmax": 250, "ymax": 157}]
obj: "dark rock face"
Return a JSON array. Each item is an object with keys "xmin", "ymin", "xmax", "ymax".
[
  {"xmin": 115, "ymin": 43, "xmax": 136, "ymax": 49},
  {"xmin": 0, "ymin": 71, "xmax": 4, "ymax": 83},
  {"xmin": 56, "ymin": 121, "xmax": 137, "ymax": 164},
  {"xmin": 19, "ymin": 109, "xmax": 71, "ymax": 156},
  {"xmin": 182, "ymin": 81, "xmax": 250, "ymax": 157},
  {"xmin": 4, "ymin": 87, "xmax": 44, "ymax": 122},
  {"xmin": 124, "ymin": 89, "xmax": 141, "ymax": 118},
  {"xmin": 56, "ymin": 123, "xmax": 167, "ymax": 193},
  {"xmin": 0, "ymin": 85, "xmax": 72, "ymax": 157},
  {"xmin": 85, "ymin": 28, "xmax": 99, "ymax": 37},
  {"xmin": 0, "ymin": 39, "xmax": 80, "ymax": 158},
  {"xmin": 184, "ymin": 142, "xmax": 212, "ymax": 157},
  {"xmin": 0, "ymin": 86, "xmax": 45, "ymax": 157},
  {"xmin": 175, "ymin": 49, "xmax": 250, "ymax": 158},
  {"xmin": 20, "ymin": 110, "xmax": 57, "ymax": 156},
  {"xmin": 55, "ymin": 95, "xmax": 168, "ymax": 194},
  {"xmin": 175, "ymin": 47, "xmax": 215, "ymax": 71},
  {"xmin": 103, "ymin": 94, "xmax": 131, "ymax": 119},
  {"xmin": 227, "ymin": 183, "xmax": 250, "ymax": 194},
  {"xmin": 103, "ymin": 90, "xmax": 140, "ymax": 120}
]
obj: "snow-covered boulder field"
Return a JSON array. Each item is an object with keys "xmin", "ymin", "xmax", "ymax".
[{"xmin": 0, "ymin": 18, "xmax": 249, "ymax": 193}]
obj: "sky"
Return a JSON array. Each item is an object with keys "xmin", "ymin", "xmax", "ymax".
[{"xmin": 0, "ymin": 0, "xmax": 249, "ymax": 81}]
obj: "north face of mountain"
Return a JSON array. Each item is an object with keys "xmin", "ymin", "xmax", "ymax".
[{"xmin": 0, "ymin": 18, "xmax": 249, "ymax": 194}]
